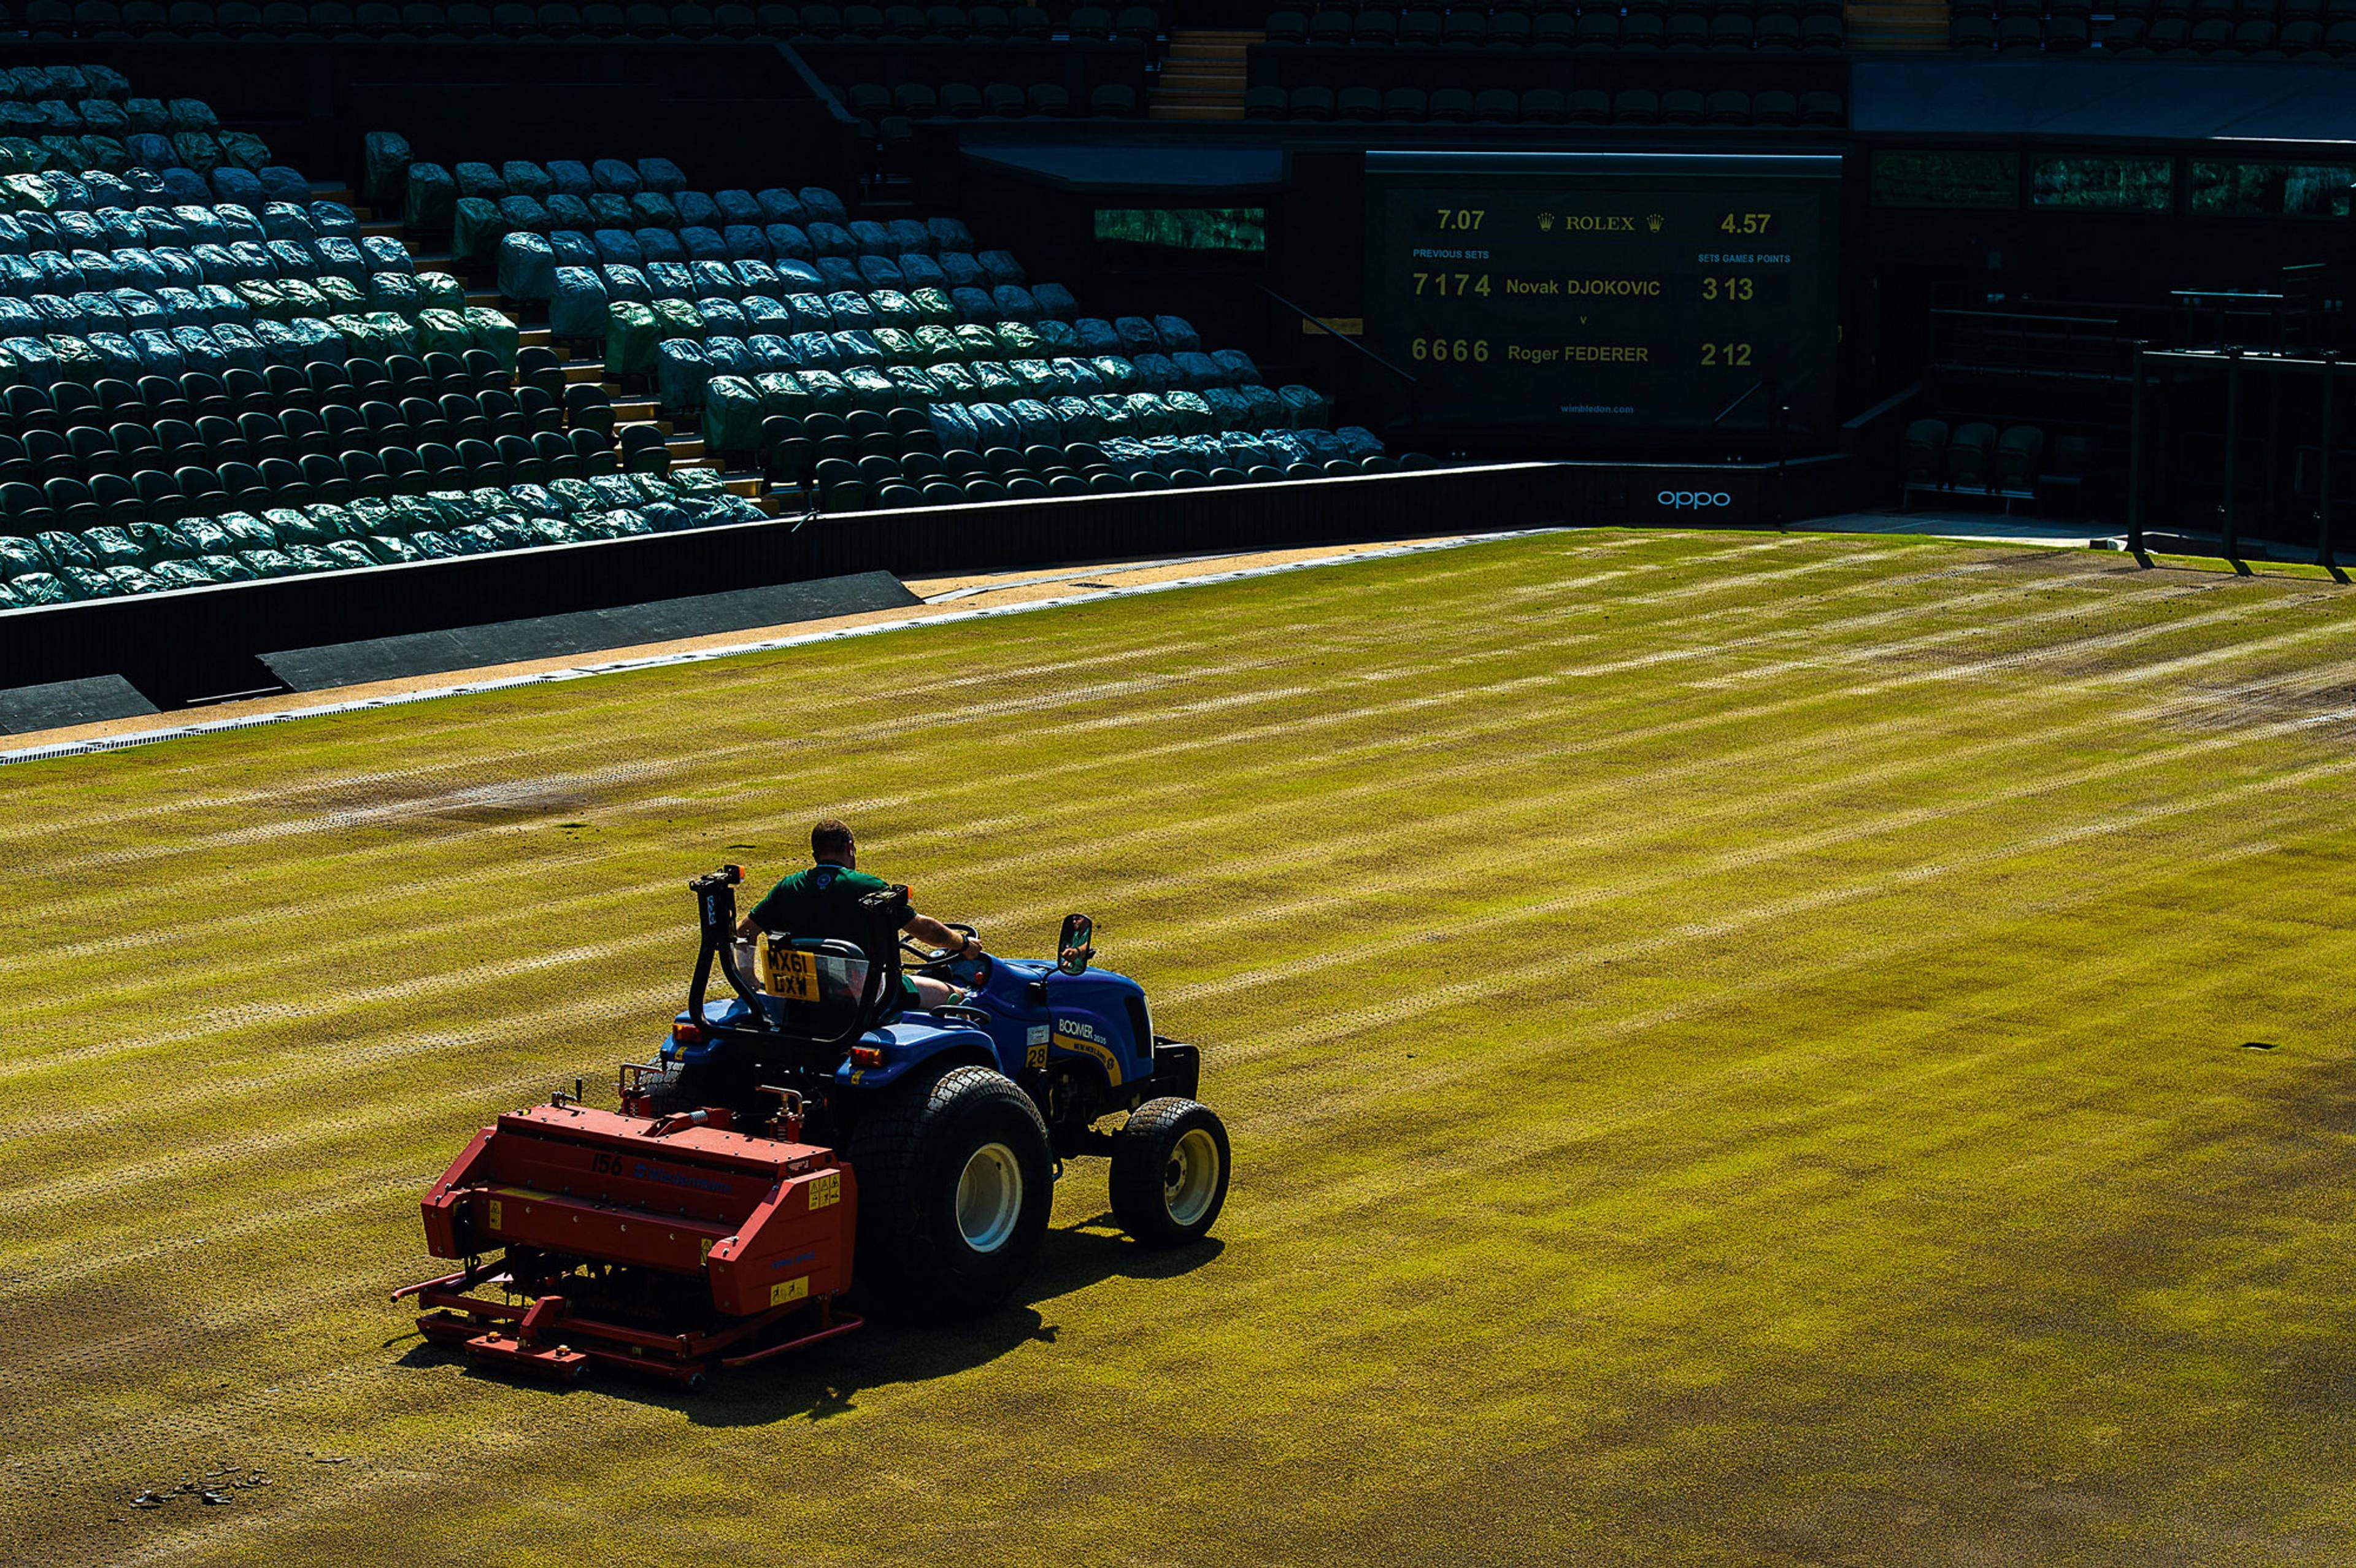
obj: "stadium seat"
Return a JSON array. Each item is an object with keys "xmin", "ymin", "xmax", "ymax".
[
  {"xmin": 1614, "ymin": 88, "xmax": 1660, "ymax": 123},
  {"xmin": 1519, "ymin": 87, "xmax": 1569, "ymax": 123},
  {"xmin": 1996, "ymin": 425, "xmax": 2045, "ymax": 491},
  {"xmin": 1902, "ymin": 419, "xmax": 1949, "ymax": 486},
  {"xmin": 1472, "ymin": 88, "xmax": 1520, "ymax": 121},
  {"xmin": 1947, "ymin": 423, "xmax": 1998, "ymax": 488},
  {"xmin": 1429, "ymin": 87, "xmax": 1476, "ymax": 121}
]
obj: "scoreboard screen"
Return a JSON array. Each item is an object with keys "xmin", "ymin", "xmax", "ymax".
[{"xmin": 1365, "ymin": 152, "xmax": 1843, "ymax": 444}]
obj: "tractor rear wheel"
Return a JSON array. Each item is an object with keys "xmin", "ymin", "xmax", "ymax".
[
  {"xmin": 842, "ymin": 1064, "xmax": 1054, "ymax": 1317},
  {"xmin": 1110, "ymin": 1098, "xmax": 1230, "ymax": 1247}
]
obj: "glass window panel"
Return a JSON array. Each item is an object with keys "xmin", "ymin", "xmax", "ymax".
[
  {"xmin": 1871, "ymin": 150, "xmax": 2019, "ymax": 209},
  {"xmin": 2029, "ymin": 155, "xmax": 2174, "ymax": 212},
  {"xmin": 1093, "ymin": 207, "xmax": 1268, "ymax": 256},
  {"xmin": 2189, "ymin": 159, "xmax": 2356, "ymax": 217}
]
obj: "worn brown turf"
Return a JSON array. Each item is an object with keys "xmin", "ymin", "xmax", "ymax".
[{"xmin": 4, "ymin": 529, "xmax": 2354, "ymax": 1566}]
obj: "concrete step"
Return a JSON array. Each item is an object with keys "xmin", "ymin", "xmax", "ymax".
[
  {"xmin": 563, "ymin": 360, "xmax": 607, "ymax": 383},
  {"xmin": 1846, "ymin": 0, "xmax": 1947, "ymax": 45},
  {"xmin": 724, "ymin": 475, "xmax": 764, "ymax": 498},
  {"xmin": 1153, "ymin": 27, "xmax": 1254, "ymax": 120},
  {"xmin": 668, "ymin": 436, "xmax": 706, "ymax": 458},
  {"xmin": 611, "ymin": 399, "xmax": 659, "ymax": 423}
]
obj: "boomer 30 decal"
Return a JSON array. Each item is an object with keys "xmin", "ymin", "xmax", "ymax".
[{"xmin": 1050, "ymin": 1017, "xmax": 1123, "ymax": 1085}]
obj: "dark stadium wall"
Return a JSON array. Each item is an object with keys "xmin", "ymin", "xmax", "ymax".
[{"xmin": 1, "ymin": 464, "xmax": 1635, "ymax": 700}]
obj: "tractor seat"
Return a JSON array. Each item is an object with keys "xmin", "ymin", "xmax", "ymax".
[{"xmin": 740, "ymin": 933, "xmax": 886, "ymax": 1037}]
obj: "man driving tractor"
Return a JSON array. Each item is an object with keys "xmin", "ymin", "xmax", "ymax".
[{"xmin": 736, "ymin": 819, "xmax": 979, "ymax": 1013}]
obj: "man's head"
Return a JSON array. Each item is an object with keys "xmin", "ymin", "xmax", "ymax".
[{"xmin": 811, "ymin": 818, "xmax": 855, "ymax": 867}]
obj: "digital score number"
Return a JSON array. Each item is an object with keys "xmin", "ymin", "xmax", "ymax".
[
  {"xmin": 1366, "ymin": 153, "xmax": 1842, "ymax": 444},
  {"xmin": 1412, "ymin": 271, "xmax": 1492, "ymax": 298}
]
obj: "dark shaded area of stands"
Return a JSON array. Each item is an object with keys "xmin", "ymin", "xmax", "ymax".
[
  {"xmin": 802, "ymin": 33, "xmax": 1147, "ymax": 101},
  {"xmin": 1851, "ymin": 55, "xmax": 2356, "ymax": 139},
  {"xmin": 0, "ymin": 456, "xmax": 1855, "ymax": 701},
  {"xmin": 0, "ymin": 37, "xmax": 863, "ymax": 196}
]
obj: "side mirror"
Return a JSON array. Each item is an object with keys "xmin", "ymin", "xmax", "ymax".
[{"xmin": 1056, "ymin": 913, "xmax": 1095, "ymax": 976}]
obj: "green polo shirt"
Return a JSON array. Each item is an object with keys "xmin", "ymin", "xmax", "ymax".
[{"xmin": 747, "ymin": 862, "xmax": 916, "ymax": 1004}]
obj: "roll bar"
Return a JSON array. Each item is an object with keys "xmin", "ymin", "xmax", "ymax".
[{"xmin": 685, "ymin": 865, "xmax": 900, "ymax": 1051}]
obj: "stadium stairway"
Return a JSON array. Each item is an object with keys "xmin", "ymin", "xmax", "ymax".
[
  {"xmin": 1149, "ymin": 31, "xmax": 1258, "ymax": 121},
  {"xmin": 1845, "ymin": 0, "xmax": 1949, "ymax": 48},
  {"xmin": 328, "ymin": 175, "xmax": 717, "ymax": 489},
  {"xmin": 371, "ymin": 194, "xmax": 776, "ymax": 512}
]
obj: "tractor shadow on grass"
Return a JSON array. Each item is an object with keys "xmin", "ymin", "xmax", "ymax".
[{"xmin": 396, "ymin": 1216, "xmax": 1222, "ymax": 1426}]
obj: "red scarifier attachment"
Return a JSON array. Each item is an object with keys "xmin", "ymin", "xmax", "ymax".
[{"xmin": 396, "ymin": 1102, "xmax": 861, "ymax": 1385}]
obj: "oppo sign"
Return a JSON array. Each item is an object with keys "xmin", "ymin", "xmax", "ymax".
[{"xmin": 1657, "ymin": 490, "xmax": 1734, "ymax": 510}]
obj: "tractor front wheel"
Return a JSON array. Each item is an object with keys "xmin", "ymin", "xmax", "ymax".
[
  {"xmin": 843, "ymin": 1065, "xmax": 1054, "ymax": 1317},
  {"xmin": 1110, "ymin": 1098, "xmax": 1230, "ymax": 1247}
]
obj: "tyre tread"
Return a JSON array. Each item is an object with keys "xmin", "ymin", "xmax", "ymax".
[
  {"xmin": 1110, "ymin": 1096, "xmax": 1230, "ymax": 1247},
  {"xmin": 842, "ymin": 1063, "xmax": 1051, "ymax": 1315}
]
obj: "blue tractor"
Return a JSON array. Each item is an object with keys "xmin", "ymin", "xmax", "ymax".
[{"xmin": 645, "ymin": 864, "xmax": 1232, "ymax": 1315}]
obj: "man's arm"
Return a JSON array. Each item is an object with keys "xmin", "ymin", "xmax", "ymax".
[
  {"xmin": 904, "ymin": 912, "xmax": 980, "ymax": 958},
  {"xmin": 736, "ymin": 882, "xmax": 779, "ymax": 938}
]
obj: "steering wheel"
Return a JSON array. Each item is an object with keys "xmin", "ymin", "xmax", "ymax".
[{"xmin": 903, "ymin": 923, "xmax": 988, "ymax": 985}]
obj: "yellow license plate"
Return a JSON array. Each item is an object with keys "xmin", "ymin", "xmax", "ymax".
[{"xmin": 761, "ymin": 942, "xmax": 819, "ymax": 1002}]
